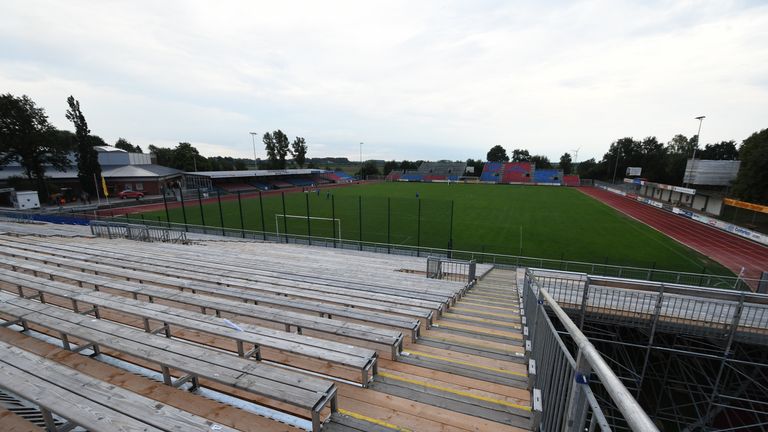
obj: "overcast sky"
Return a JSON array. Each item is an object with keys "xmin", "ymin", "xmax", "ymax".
[{"xmin": 2, "ymin": 1, "xmax": 767, "ymax": 163}]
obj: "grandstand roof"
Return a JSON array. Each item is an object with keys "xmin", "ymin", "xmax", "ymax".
[{"xmin": 186, "ymin": 168, "xmax": 326, "ymax": 179}]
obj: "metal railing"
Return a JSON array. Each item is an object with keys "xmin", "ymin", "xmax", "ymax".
[
  {"xmin": 531, "ymin": 269, "xmax": 768, "ymax": 346},
  {"xmin": 90, "ymin": 221, "xmax": 188, "ymax": 244},
  {"xmin": 524, "ymin": 269, "xmax": 660, "ymax": 431},
  {"xmin": 426, "ymin": 256, "xmax": 477, "ymax": 286},
  {"xmin": 0, "ymin": 208, "xmax": 758, "ymax": 291}
]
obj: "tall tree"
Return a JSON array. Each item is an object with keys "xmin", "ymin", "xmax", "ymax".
[
  {"xmin": 400, "ymin": 160, "xmax": 418, "ymax": 170},
  {"xmin": 115, "ymin": 137, "xmax": 142, "ymax": 153},
  {"xmin": 0, "ymin": 94, "xmax": 73, "ymax": 197},
  {"xmin": 511, "ymin": 149, "xmax": 531, "ymax": 162},
  {"xmin": 732, "ymin": 128, "xmax": 768, "ymax": 204},
  {"xmin": 576, "ymin": 158, "xmax": 602, "ymax": 178},
  {"xmin": 465, "ymin": 159, "xmax": 484, "ymax": 176},
  {"xmin": 530, "ymin": 155, "xmax": 552, "ymax": 169},
  {"xmin": 148, "ymin": 144, "xmax": 174, "ymax": 167},
  {"xmin": 273, "ymin": 130, "xmax": 290, "ymax": 169},
  {"xmin": 290, "ymin": 136, "xmax": 308, "ymax": 168},
  {"xmin": 263, "ymin": 132, "xmax": 277, "ymax": 169},
  {"xmin": 383, "ymin": 160, "xmax": 399, "ymax": 175},
  {"xmin": 486, "ymin": 145, "xmax": 509, "ymax": 162},
  {"xmin": 66, "ymin": 96, "xmax": 101, "ymax": 195},
  {"xmin": 358, "ymin": 161, "xmax": 379, "ymax": 179},
  {"xmin": 698, "ymin": 141, "xmax": 738, "ymax": 160},
  {"xmin": 173, "ymin": 142, "xmax": 208, "ymax": 172},
  {"xmin": 559, "ymin": 153, "xmax": 573, "ymax": 174}
]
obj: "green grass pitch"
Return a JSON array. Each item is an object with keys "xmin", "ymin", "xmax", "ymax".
[{"xmin": 130, "ymin": 182, "xmax": 731, "ymax": 275}]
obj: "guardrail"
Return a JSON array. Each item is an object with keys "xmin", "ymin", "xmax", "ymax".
[
  {"xmin": 531, "ymin": 269, "xmax": 768, "ymax": 346},
  {"xmin": 90, "ymin": 221, "xmax": 188, "ymax": 244},
  {"xmin": 524, "ymin": 268, "xmax": 660, "ymax": 431},
  {"xmin": 426, "ymin": 256, "xmax": 477, "ymax": 286}
]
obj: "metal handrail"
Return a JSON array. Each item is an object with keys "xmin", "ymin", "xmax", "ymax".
[
  {"xmin": 537, "ymin": 284, "xmax": 659, "ymax": 431},
  {"xmin": 525, "ymin": 268, "xmax": 660, "ymax": 431}
]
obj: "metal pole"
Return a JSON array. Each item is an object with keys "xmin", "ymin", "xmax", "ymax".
[
  {"xmin": 448, "ymin": 200, "xmax": 454, "ymax": 257},
  {"xmin": 387, "ymin": 197, "xmax": 391, "ymax": 254},
  {"xmin": 358, "ymin": 195, "xmax": 363, "ymax": 251},
  {"xmin": 179, "ymin": 189, "xmax": 188, "ymax": 232},
  {"xmin": 611, "ymin": 146, "xmax": 621, "ymax": 184},
  {"xmin": 258, "ymin": 190, "xmax": 266, "ymax": 240},
  {"xmin": 685, "ymin": 116, "xmax": 705, "ymax": 188},
  {"xmin": 331, "ymin": 195, "xmax": 337, "ymax": 248},
  {"xmin": 237, "ymin": 191, "xmax": 245, "ymax": 238},
  {"xmin": 305, "ymin": 192, "xmax": 311, "ymax": 245},
  {"xmin": 281, "ymin": 192, "xmax": 288, "ymax": 243},
  {"xmin": 162, "ymin": 189, "xmax": 170, "ymax": 226},
  {"xmin": 250, "ymin": 132, "xmax": 259, "ymax": 169},
  {"xmin": 416, "ymin": 197, "xmax": 421, "ymax": 255},
  {"xmin": 217, "ymin": 191, "xmax": 225, "ymax": 236},
  {"xmin": 359, "ymin": 142, "xmax": 363, "ymax": 177},
  {"xmin": 92, "ymin": 174, "xmax": 101, "ymax": 205},
  {"xmin": 197, "ymin": 188, "xmax": 206, "ymax": 228}
]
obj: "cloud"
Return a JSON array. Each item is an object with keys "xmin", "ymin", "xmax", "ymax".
[{"xmin": 1, "ymin": 0, "xmax": 767, "ymax": 162}]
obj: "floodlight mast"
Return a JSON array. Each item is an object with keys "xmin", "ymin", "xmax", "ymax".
[
  {"xmin": 250, "ymin": 132, "xmax": 259, "ymax": 170},
  {"xmin": 684, "ymin": 116, "xmax": 705, "ymax": 188}
]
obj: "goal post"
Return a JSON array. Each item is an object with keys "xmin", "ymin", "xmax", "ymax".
[{"xmin": 275, "ymin": 214, "xmax": 342, "ymax": 241}]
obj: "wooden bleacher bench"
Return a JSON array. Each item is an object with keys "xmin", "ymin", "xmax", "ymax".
[
  {"xmin": 0, "ymin": 293, "xmax": 338, "ymax": 432},
  {"xmin": 0, "ymin": 340, "xmax": 238, "ymax": 432},
  {"xmin": 0, "ymin": 267, "xmax": 378, "ymax": 386},
  {"xmin": 0, "ymin": 239, "xmax": 439, "ymax": 327},
  {"xmin": 0, "ymin": 253, "xmax": 411, "ymax": 355},
  {"xmin": 9, "ymin": 236, "xmax": 460, "ymax": 307}
]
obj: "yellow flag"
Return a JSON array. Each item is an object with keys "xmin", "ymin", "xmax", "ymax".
[{"xmin": 101, "ymin": 176, "xmax": 109, "ymax": 197}]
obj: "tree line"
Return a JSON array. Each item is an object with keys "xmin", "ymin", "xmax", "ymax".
[
  {"xmin": 482, "ymin": 130, "xmax": 766, "ymax": 204},
  {"xmin": 1, "ymin": 93, "xmax": 107, "ymax": 197}
]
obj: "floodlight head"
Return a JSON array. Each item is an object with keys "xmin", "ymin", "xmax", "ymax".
[
  {"xmin": 250, "ymin": 132, "xmax": 258, "ymax": 135},
  {"xmin": 695, "ymin": 116, "xmax": 705, "ymax": 120}
]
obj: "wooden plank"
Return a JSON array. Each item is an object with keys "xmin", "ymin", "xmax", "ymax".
[
  {"xmin": 0, "ymin": 257, "xmax": 410, "ymax": 343},
  {"xmin": 0, "ymin": 251, "xmax": 424, "ymax": 336},
  {"xmin": 0, "ymin": 238, "xmax": 458, "ymax": 306},
  {"xmin": 0, "ymin": 362, "xmax": 165, "ymax": 432},
  {"xmin": 0, "ymin": 341, "xmax": 239, "ymax": 432},
  {"xmin": 0, "ymin": 327, "xmax": 303, "ymax": 432},
  {"xmin": 0, "ymin": 406, "xmax": 43, "ymax": 432},
  {"xmin": 0, "ymin": 294, "xmax": 333, "ymax": 410}
]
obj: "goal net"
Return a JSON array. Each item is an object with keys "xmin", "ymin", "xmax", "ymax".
[{"xmin": 275, "ymin": 214, "xmax": 342, "ymax": 240}]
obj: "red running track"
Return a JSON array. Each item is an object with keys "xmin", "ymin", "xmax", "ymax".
[{"xmin": 579, "ymin": 187, "xmax": 768, "ymax": 285}]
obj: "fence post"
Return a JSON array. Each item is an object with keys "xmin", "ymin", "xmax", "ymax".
[
  {"xmin": 162, "ymin": 189, "xmax": 171, "ymax": 226},
  {"xmin": 358, "ymin": 195, "xmax": 362, "ymax": 251},
  {"xmin": 387, "ymin": 197, "xmax": 391, "ymax": 254},
  {"xmin": 217, "ymin": 191, "xmax": 225, "ymax": 236},
  {"xmin": 237, "ymin": 191, "xmax": 245, "ymax": 238},
  {"xmin": 259, "ymin": 191, "xmax": 266, "ymax": 241},
  {"xmin": 448, "ymin": 200, "xmax": 454, "ymax": 259},
  {"xmin": 578, "ymin": 277, "xmax": 590, "ymax": 330},
  {"xmin": 416, "ymin": 198, "xmax": 421, "ymax": 257},
  {"xmin": 564, "ymin": 350, "xmax": 592, "ymax": 431},
  {"xmin": 197, "ymin": 188, "xmax": 206, "ymax": 229},
  {"xmin": 281, "ymin": 192, "xmax": 288, "ymax": 243},
  {"xmin": 305, "ymin": 192, "xmax": 311, "ymax": 245},
  {"xmin": 179, "ymin": 189, "xmax": 188, "ymax": 232},
  {"xmin": 331, "ymin": 195, "xmax": 337, "ymax": 248}
]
